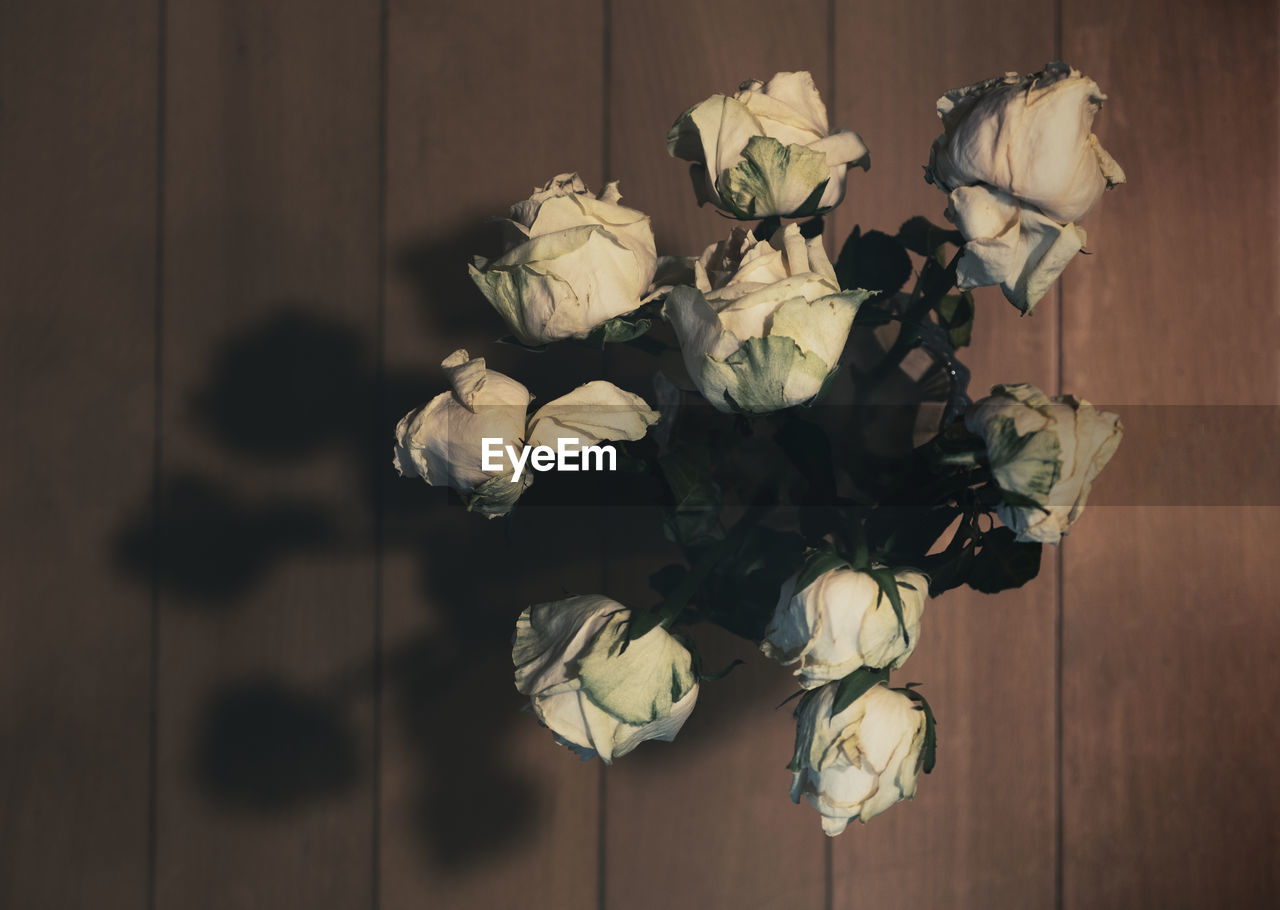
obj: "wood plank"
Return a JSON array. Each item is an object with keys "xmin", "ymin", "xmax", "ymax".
[
  {"xmin": 0, "ymin": 2, "xmax": 158, "ymax": 906},
  {"xmin": 380, "ymin": 2, "xmax": 606, "ymax": 908},
  {"xmin": 155, "ymin": 2, "xmax": 381, "ymax": 907},
  {"xmin": 604, "ymin": 5, "xmax": 833, "ymax": 908},
  {"xmin": 829, "ymin": 4, "xmax": 1060, "ymax": 907},
  {"xmin": 1061, "ymin": 2, "xmax": 1280, "ymax": 906}
]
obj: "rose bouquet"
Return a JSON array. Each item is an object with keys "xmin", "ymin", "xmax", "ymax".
[{"xmin": 395, "ymin": 63, "xmax": 1124, "ymax": 833}]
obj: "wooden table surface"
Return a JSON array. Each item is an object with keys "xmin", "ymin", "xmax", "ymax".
[{"xmin": 2, "ymin": 1, "xmax": 1276, "ymax": 908}]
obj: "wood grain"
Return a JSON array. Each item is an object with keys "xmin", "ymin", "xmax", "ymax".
[
  {"xmin": 2, "ymin": 1, "xmax": 1277, "ymax": 908},
  {"xmin": 1061, "ymin": 2, "xmax": 1280, "ymax": 907},
  {"xmin": 155, "ymin": 2, "xmax": 381, "ymax": 906},
  {"xmin": 829, "ymin": 3, "xmax": 1060, "ymax": 907},
  {"xmin": 0, "ymin": 2, "xmax": 158, "ymax": 906},
  {"xmin": 380, "ymin": 2, "xmax": 606, "ymax": 908}
]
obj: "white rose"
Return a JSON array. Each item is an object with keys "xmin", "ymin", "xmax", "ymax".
[
  {"xmin": 926, "ymin": 63, "xmax": 1125, "ymax": 314},
  {"xmin": 469, "ymin": 173, "xmax": 659, "ymax": 345},
  {"xmin": 513, "ymin": 595, "xmax": 699, "ymax": 763},
  {"xmin": 927, "ymin": 62, "xmax": 1124, "ymax": 223},
  {"xmin": 789, "ymin": 682, "xmax": 927, "ymax": 835},
  {"xmin": 762, "ymin": 566, "xmax": 927, "ymax": 688},
  {"xmin": 663, "ymin": 223, "xmax": 866, "ymax": 413},
  {"xmin": 668, "ymin": 71, "xmax": 869, "ymax": 219},
  {"xmin": 965, "ymin": 382, "xmax": 1123, "ymax": 544},
  {"xmin": 393, "ymin": 349, "xmax": 659, "ymax": 516},
  {"xmin": 945, "ymin": 184, "xmax": 1088, "ymax": 314}
]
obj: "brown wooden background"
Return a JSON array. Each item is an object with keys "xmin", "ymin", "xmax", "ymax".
[{"xmin": 3, "ymin": 0, "xmax": 1277, "ymax": 907}]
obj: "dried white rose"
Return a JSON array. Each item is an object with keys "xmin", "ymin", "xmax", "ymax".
[
  {"xmin": 965, "ymin": 382, "xmax": 1123, "ymax": 543},
  {"xmin": 789, "ymin": 682, "xmax": 928, "ymax": 835},
  {"xmin": 513, "ymin": 595, "xmax": 699, "ymax": 763},
  {"xmin": 926, "ymin": 63, "xmax": 1125, "ymax": 314},
  {"xmin": 663, "ymin": 223, "xmax": 866, "ymax": 413},
  {"xmin": 927, "ymin": 62, "xmax": 1124, "ymax": 223},
  {"xmin": 469, "ymin": 173, "xmax": 658, "ymax": 345},
  {"xmin": 393, "ymin": 349, "xmax": 659, "ymax": 516},
  {"xmin": 762, "ymin": 567, "xmax": 927, "ymax": 688},
  {"xmin": 668, "ymin": 71, "xmax": 869, "ymax": 219}
]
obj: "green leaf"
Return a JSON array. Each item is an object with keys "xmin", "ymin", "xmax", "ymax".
[
  {"xmin": 699, "ymin": 658, "xmax": 746, "ymax": 682},
  {"xmin": 804, "ymin": 363, "xmax": 842, "ymax": 407},
  {"xmin": 849, "ymin": 524, "xmax": 870, "ymax": 571},
  {"xmin": 582, "ymin": 315, "xmax": 653, "ymax": 347},
  {"xmin": 935, "ymin": 292, "xmax": 975, "ymax": 348},
  {"xmin": 773, "ymin": 416, "xmax": 836, "ymax": 502},
  {"xmin": 658, "ymin": 448, "xmax": 722, "ymax": 548},
  {"xmin": 921, "ymin": 543, "xmax": 974, "ymax": 597},
  {"xmin": 495, "ymin": 334, "xmax": 549, "ymax": 352},
  {"xmin": 897, "ymin": 216, "xmax": 964, "ymax": 258},
  {"xmin": 777, "ymin": 688, "xmax": 807, "ymax": 710},
  {"xmin": 967, "ymin": 526, "xmax": 1043, "ymax": 594},
  {"xmin": 649, "ymin": 564, "xmax": 687, "ymax": 600},
  {"xmin": 867, "ymin": 567, "xmax": 910, "ymax": 646},
  {"xmin": 899, "ymin": 686, "xmax": 938, "ymax": 774},
  {"xmin": 794, "ymin": 549, "xmax": 851, "ymax": 594},
  {"xmin": 625, "ymin": 607, "xmax": 666, "ymax": 642},
  {"xmin": 832, "ymin": 666, "xmax": 891, "ymax": 714},
  {"xmin": 701, "ymin": 526, "xmax": 807, "ymax": 642},
  {"xmin": 835, "ymin": 227, "xmax": 913, "ymax": 300}
]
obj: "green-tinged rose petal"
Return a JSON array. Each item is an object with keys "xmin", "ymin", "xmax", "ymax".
[
  {"xmin": 967, "ymin": 383, "xmax": 1123, "ymax": 544},
  {"xmin": 469, "ymin": 260, "xmax": 581, "ymax": 346},
  {"xmin": 721, "ymin": 136, "xmax": 832, "ymax": 219},
  {"xmin": 714, "ymin": 274, "xmax": 838, "ymax": 339},
  {"xmin": 514, "ymin": 596, "xmax": 617, "ymax": 694},
  {"xmin": 576, "ymin": 616, "xmax": 697, "ymax": 726},
  {"xmin": 464, "ymin": 471, "xmax": 532, "ymax": 517},
  {"xmin": 770, "ymin": 291, "xmax": 865, "ymax": 366},
  {"xmin": 525, "ymin": 380, "xmax": 659, "ymax": 450},
  {"xmin": 983, "ymin": 417, "xmax": 1062, "ymax": 503},
  {"xmin": 701, "ymin": 334, "xmax": 832, "ymax": 414},
  {"xmin": 472, "ymin": 224, "xmax": 647, "ymax": 344}
]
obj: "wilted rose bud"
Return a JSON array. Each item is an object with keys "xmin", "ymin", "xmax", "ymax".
[
  {"xmin": 789, "ymin": 682, "xmax": 928, "ymax": 835},
  {"xmin": 762, "ymin": 566, "xmax": 927, "ymax": 688},
  {"xmin": 393, "ymin": 349, "xmax": 659, "ymax": 516},
  {"xmin": 926, "ymin": 63, "xmax": 1125, "ymax": 314},
  {"xmin": 469, "ymin": 173, "xmax": 658, "ymax": 345},
  {"xmin": 663, "ymin": 223, "xmax": 866, "ymax": 413},
  {"xmin": 965, "ymin": 382, "xmax": 1123, "ymax": 543},
  {"xmin": 668, "ymin": 71, "xmax": 869, "ymax": 219},
  {"xmin": 513, "ymin": 595, "xmax": 699, "ymax": 763}
]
